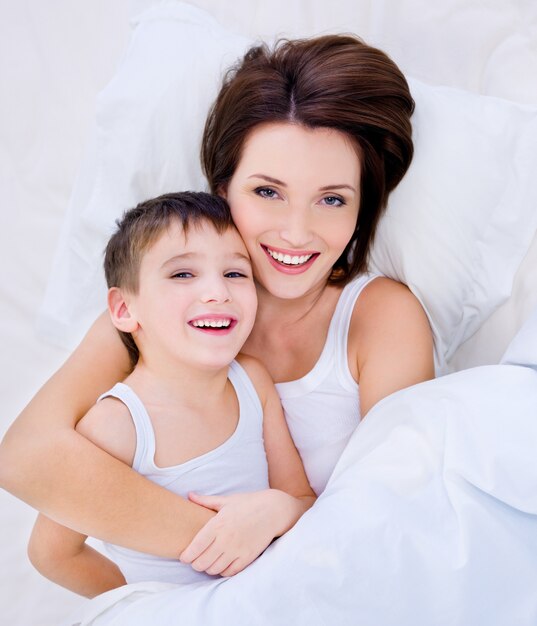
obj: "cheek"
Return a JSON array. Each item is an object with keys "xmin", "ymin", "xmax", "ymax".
[
  {"xmin": 229, "ymin": 202, "xmax": 262, "ymax": 246},
  {"xmin": 243, "ymin": 284, "xmax": 258, "ymax": 312},
  {"xmin": 323, "ymin": 212, "xmax": 358, "ymax": 250}
]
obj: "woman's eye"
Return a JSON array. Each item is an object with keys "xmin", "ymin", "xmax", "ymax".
[
  {"xmin": 172, "ymin": 272, "xmax": 194, "ymax": 279},
  {"xmin": 255, "ymin": 187, "xmax": 279, "ymax": 200},
  {"xmin": 321, "ymin": 196, "xmax": 345, "ymax": 207}
]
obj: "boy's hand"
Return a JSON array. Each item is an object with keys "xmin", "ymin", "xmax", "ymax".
[{"xmin": 179, "ymin": 489, "xmax": 311, "ymax": 577}]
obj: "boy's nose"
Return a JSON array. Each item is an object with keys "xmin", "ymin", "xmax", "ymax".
[{"xmin": 201, "ymin": 277, "xmax": 232, "ymax": 303}]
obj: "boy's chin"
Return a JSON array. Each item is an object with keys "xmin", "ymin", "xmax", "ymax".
[{"xmin": 187, "ymin": 349, "xmax": 242, "ymax": 372}]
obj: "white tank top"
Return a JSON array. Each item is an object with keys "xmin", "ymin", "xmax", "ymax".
[
  {"xmin": 276, "ymin": 273, "xmax": 377, "ymax": 495},
  {"xmin": 100, "ymin": 360, "xmax": 269, "ymax": 585}
]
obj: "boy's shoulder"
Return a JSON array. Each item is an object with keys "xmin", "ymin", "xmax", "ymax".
[
  {"xmin": 235, "ymin": 353, "xmax": 276, "ymax": 407},
  {"xmin": 235, "ymin": 353, "xmax": 271, "ymax": 382},
  {"xmin": 75, "ymin": 395, "xmax": 136, "ymax": 466}
]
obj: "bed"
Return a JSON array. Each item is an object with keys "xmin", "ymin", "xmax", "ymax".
[{"xmin": 1, "ymin": 1, "xmax": 536, "ymax": 624}]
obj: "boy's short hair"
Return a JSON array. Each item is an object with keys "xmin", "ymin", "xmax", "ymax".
[
  {"xmin": 105, "ymin": 191, "xmax": 234, "ymax": 292},
  {"xmin": 104, "ymin": 191, "xmax": 235, "ymax": 365}
]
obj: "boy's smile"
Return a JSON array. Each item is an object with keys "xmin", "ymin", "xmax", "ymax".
[{"xmin": 189, "ymin": 314, "xmax": 238, "ymax": 334}]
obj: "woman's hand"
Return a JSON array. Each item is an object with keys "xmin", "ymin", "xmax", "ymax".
[{"xmin": 179, "ymin": 489, "xmax": 313, "ymax": 577}]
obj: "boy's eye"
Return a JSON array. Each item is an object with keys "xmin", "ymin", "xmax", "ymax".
[
  {"xmin": 255, "ymin": 187, "xmax": 279, "ymax": 199},
  {"xmin": 321, "ymin": 195, "xmax": 345, "ymax": 207},
  {"xmin": 225, "ymin": 271, "xmax": 248, "ymax": 279},
  {"xmin": 171, "ymin": 271, "xmax": 194, "ymax": 279}
]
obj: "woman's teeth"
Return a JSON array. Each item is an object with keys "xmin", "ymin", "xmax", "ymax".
[
  {"xmin": 267, "ymin": 249, "xmax": 313, "ymax": 265},
  {"xmin": 192, "ymin": 319, "xmax": 231, "ymax": 328}
]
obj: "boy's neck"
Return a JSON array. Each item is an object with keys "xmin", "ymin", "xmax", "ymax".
[{"xmin": 124, "ymin": 358, "xmax": 231, "ymax": 411}]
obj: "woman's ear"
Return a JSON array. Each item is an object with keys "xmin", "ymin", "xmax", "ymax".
[
  {"xmin": 108, "ymin": 287, "xmax": 139, "ymax": 333},
  {"xmin": 216, "ymin": 184, "xmax": 228, "ymax": 199}
]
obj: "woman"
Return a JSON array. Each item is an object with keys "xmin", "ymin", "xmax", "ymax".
[{"xmin": 0, "ymin": 35, "xmax": 433, "ymax": 560}]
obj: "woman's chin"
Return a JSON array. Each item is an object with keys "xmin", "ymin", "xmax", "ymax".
[{"xmin": 255, "ymin": 267, "xmax": 332, "ymax": 302}]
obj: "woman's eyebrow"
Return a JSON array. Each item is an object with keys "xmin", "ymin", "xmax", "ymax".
[
  {"xmin": 248, "ymin": 174, "xmax": 356, "ymax": 193},
  {"xmin": 248, "ymin": 174, "xmax": 287, "ymax": 186},
  {"xmin": 319, "ymin": 184, "xmax": 357, "ymax": 193}
]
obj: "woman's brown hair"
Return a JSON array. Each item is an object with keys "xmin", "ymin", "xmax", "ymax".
[{"xmin": 201, "ymin": 35, "xmax": 414, "ymax": 283}]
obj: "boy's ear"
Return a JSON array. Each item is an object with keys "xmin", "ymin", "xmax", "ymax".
[{"xmin": 108, "ymin": 287, "xmax": 139, "ymax": 333}]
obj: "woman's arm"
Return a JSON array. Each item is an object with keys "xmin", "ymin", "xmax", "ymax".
[
  {"xmin": 350, "ymin": 277, "xmax": 435, "ymax": 416},
  {"xmin": 0, "ymin": 313, "xmax": 214, "ymax": 557}
]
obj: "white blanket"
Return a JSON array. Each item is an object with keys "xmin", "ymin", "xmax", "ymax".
[{"xmin": 63, "ymin": 325, "xmax": 537, "ymax": 625}]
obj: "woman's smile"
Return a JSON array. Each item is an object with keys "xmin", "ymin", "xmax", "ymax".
[{"xmin": 262, "ymin": 244, "xmax": 319, "ymax": 273}]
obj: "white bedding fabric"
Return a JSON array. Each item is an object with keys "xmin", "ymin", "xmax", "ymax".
[
  {"xmin": 2, "ymin": 1, "xmax": 537, "ymax": 624},
  {"xmin": 62, "ymin": 320, "xmax": 537, "ymax": 625}
]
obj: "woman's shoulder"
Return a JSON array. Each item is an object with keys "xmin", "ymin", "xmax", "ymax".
[
  {"xmin": 353, "ymin": 275, "xmax": 425, "ymax": 323},
  {"xmin": 347, "ymin": 275, "xmax": 430, "ymax": 362},
  {"xmin": 349, "ymin": 276, "xmax": 435, "ymax": 414}
]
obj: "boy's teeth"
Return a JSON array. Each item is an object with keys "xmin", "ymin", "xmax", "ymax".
[
  {"xmin": 267, "ymin": 249, "xmax": 313, "ymax": 265},
  {"xmin": 192, "ymin": 319, "xmax": 231, "ymax": 328}
]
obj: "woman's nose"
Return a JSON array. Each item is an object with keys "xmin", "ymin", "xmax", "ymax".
[{"xmin": 279, "ymin": 206, "xmax": 314, "ymax": 248}]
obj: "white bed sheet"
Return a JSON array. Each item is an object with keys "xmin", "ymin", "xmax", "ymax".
[
  {"xmin": 1, "ymin": 1, "xmax": 536, "ymax": 624},
  {"xmin": 63, "ymin": 350, "xmax": 537, "ymax": 626}
]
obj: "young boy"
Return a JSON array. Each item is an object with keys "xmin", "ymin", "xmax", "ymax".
[{"xmin": 28, "ymin": 192, "xmax": 315, "ymax": 597}]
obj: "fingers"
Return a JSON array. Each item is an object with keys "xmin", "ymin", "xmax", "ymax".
[
  {"xmin": 220, "ymin": 558, "xmax": 244, "ymax": 577},
  {"xmin": 204, "ymin": 553, "xmax": 236, "ymax": 576},
  {"xmin": 179, "ymin": 526, "xmax": 216, "ymax": 564},
  {"xmin": 188, "ymin": 491, "xmax": 225, "ymax": 511},
  {"xmin": 186, "ymin": 540, "xmax": 235, "ymax": 576},
  {"xmin": 190, "ymin": 546, "xmax": 226, "ymax": 574}
]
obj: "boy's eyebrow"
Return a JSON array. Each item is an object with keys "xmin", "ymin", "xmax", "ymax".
[
  {"xmin": 161, "ymin": 252, "xmax": 251, "ymax": 268},
  {"xmin": 161, "ymin": 253, "xmax": 195, "ymax": 268},
  {"xmin": 232, "ymin": 252, "xmax": 252, "ymax": 264}
]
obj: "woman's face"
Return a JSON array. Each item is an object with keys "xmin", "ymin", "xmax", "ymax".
[{"xmin": 224, "ymin": 122, "xmax": 361, "ymax": 300}]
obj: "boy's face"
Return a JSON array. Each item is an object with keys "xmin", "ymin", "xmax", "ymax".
[{"xmin": 127, "ymin": 220, "xmax": 257, "ymax": 371}]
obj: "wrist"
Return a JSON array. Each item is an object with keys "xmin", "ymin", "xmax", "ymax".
[{"xmin": 266, "ymin": 489, "xmax": 309, "ymax": 537}]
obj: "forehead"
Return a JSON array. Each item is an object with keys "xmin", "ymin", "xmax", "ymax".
[
  {"xmin": 142, "ymin": 219, "xmax": 248, "ymax": 263},
  {"xmin": 236, "ymin": 122, "xmax": 361, "ymax": 182}
]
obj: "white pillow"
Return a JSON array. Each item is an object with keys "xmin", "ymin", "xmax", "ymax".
[
  {"xmin": 38, "ymin": 1, "xmax": 537, "ymax": 374},
  {"xmin": 501, "ymin": 304, "xmax": 537, "ymax": 369}
]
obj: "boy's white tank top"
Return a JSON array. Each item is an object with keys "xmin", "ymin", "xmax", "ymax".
[
  {"xmin": 276, "ymin": 273, "xmax": 377, "ymax": 495},
  {"xmin": 99, "ymin": 360, "xmax": 269, "ymax": 585}
]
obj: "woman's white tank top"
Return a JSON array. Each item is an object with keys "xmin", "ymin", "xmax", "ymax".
[
  {"xmin": 276, "ymin": 273, "xmax": 377, "ymax": 495},
  {"xmin": 99, "ymin": 360, "xmax": 269, "ymax": 585}
]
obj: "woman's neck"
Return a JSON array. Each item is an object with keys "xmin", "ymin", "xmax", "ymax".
[
  {"xmin": 243, "ymin": 279, "xmax": 344, "ymax": 382},
  {"xmin": 253, "ymin": 279, "xmax": 332, "ymax": 330}
]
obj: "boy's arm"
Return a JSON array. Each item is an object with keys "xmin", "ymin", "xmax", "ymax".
[
  {"xmin": 180, "ymin": 355, "xmax": 315, "ymax": 576},
  {"xmin": 28, "ymin": 514, "xmax": 126, "ymax": 598},
  {"xmin": 241, "ymin": 354, "xmax": 316, "ymax": 526}
]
